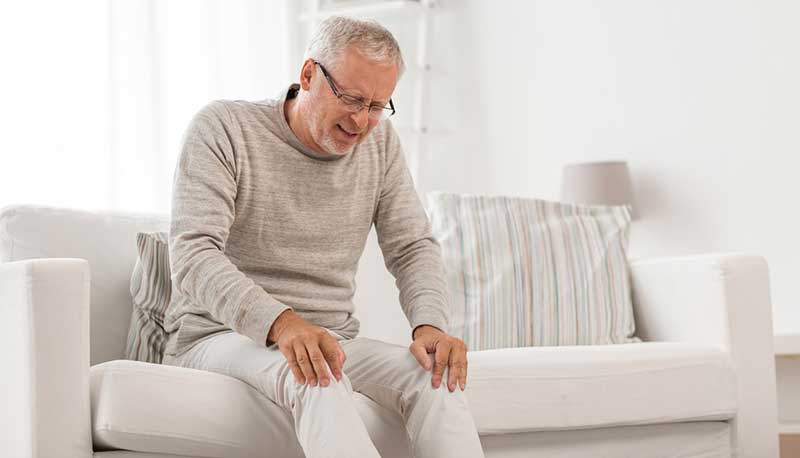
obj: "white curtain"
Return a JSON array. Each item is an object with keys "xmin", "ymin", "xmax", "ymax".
[{"xmin": 0, "ymin": 0, "xmax": 291, "ymax": 214}]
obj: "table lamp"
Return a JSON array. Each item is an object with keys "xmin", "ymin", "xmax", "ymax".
[{"xmin": 560, "ymin": 160, "xmax": 637, "ymax": 220}]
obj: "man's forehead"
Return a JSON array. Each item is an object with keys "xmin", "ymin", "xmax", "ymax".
[{"xmin": 331, "ymin": 49, "xmax": 398, "ymax": 101}]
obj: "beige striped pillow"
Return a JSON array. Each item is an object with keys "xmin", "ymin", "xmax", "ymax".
[
  {"xmin": 426, "ymin": 192, "xmax": 639, "ymax": 351},
  {"xmin": 125, "ymin": 231, "xmax": 171, "ymax": 364}
]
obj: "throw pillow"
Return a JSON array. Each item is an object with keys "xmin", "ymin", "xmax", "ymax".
[
  {"xmin": 426, "ymin": 191, "xmax": 639, "ymax": 351},
  {"xmin": 125, "ymin": 231, "xmax": 171, "ymax": 363}
]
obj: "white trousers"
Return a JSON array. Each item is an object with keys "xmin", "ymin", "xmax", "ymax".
[{"xmin": 162, "ymin": 330, "xmax": 485, "ymax": 458}]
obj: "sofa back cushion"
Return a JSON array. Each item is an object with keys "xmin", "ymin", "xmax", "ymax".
[
  {"xmin": 0, "ymin": 205, "xmax": 169, "ymax": 365},
  {"xmin": 126, "ymin": 231, "xmax": 172, "ymax": 364},
  {"xmin": 426, "ymin": 192, "xmax": 639, "ymax": 351}
]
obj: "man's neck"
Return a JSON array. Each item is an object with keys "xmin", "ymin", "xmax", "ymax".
[
  {"xmin": 284, "ymin": 96, "xmax": 300, "ymax": 138},
  {"xmin": 284, "ymin": 94, "xmax": 318, "ymax": 154}
]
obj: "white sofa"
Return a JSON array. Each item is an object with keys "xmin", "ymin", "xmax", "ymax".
[{"xmin": 0, "ymin": 204, "xmax": 779, "ymax": 458}]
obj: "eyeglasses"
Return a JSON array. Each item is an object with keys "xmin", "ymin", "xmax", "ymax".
[{"xmin": 313, "ymin": 60, "xmax": 396, "ymax": 121}]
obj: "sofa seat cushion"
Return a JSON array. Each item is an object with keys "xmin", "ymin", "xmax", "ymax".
[
  {"xmin": 90, "ymin": 342, "xmax": 736, "ymax": 456},
  {"xmin": 465, "ymin": 342, "xmax": 737, "ymax": 433},
  {"xmin": 90, "ymin": 360, "xmax": 412, "ymax": 458}
]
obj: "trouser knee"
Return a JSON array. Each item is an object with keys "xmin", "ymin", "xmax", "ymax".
[
  {"xmin": 283, "ymin": 367, "xmax": 355, "ymax": 410},
  {"xmin": 294, "ymin": 371, "xmax": 353, "ymax": 395},
  {"xmin": 402, "ymin": 364, "xmax": 465, "ymax": 416}
]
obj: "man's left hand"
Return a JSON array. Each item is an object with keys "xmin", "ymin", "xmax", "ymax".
[{"xmin": 409, "ymin": 325, "xmax": 468, "ymax": 392}]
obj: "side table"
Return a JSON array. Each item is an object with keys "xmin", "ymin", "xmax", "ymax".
[{"xmin": 775, "ymin": 333, "xmax": 800, "ymax": 457}]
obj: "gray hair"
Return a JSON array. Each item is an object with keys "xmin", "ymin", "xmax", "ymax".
[{"xmin": 304, "ymin": 16, "xmax": 406, "ymax": 77}]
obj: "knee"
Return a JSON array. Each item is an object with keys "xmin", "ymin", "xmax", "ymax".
[
  {"xmin": 406, "ymin": 359, "xmax": 466, "ymax": 405},
  {"xmin": 417, "ymin": 370, "xmax": 464, "ymax": 398},
  {"xmin": 271, "ymin": 358, "xmax": 353, "ymax": 407},
  {"xmin": 395, "ymin": 366, "xmax": 465, "ymax": 424},
  {"xmin": 290, "ymin": 368, "xmax": 354, "ymax": 398},
  {"xmin": 278, "ymin": 369, "xmax": 355, "ymax": 412}
]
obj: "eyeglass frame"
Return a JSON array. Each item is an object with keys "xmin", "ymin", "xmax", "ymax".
[{"xmin": 312, "ymin": 60, "xmax": 396, "ymax": 120}]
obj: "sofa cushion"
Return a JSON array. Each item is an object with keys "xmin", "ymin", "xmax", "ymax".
[
  {"xmin": 0, "ymin": 204, "xmax": 169, "ymax": 365},
  {"xmin": 425, "ymin": 192, "xmax": 638, "ymax": 351},
  {"xmin": 125, "ymin": 232, "xmax": 171, "ymax": 364},
  {"xmin": 90, "ymin": 360, "xmax": 412, "ymax": 458},
  {"xmin": 90, "ymin": 342, "xmax": 736, "ymax": 457},
  {"xmin": 466, "ymin": 342, "xmax": 737, "ymax": 433}
]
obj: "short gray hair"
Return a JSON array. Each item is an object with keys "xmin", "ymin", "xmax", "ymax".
[{"xmin": 304, "ymin": 16, "xmax": 405, "ymax": 77}]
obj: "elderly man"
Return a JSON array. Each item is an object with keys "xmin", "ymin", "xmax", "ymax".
[{"xmin": 161, "ymin": 16, "xmax": 484, "ymax": 458}]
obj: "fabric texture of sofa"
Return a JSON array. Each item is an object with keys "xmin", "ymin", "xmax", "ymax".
[{"xmin": 0, "ymin": 204, "xmax": 780, "ymax": 457}]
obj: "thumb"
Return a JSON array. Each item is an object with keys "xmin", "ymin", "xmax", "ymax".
[{"xmin": 409, "ymin": 341, "xmax": 431, "ymax": 371}]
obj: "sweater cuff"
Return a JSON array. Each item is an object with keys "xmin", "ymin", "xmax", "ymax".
[
  {"xmin": 408, "ymin": 307, "xmax": 449, "ymax": 340},
  {"xmin": 236, "ymin": 289, "xmax": 293, "ymax": 348}
]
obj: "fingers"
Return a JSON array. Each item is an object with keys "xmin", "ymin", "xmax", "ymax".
[
  {"xmin": 292, "ymin": 342, "xmax": 317, "ymax": 386},
  {"xmin": 306, "ymin": 341, "xmax": 332, "ymax": 387},
  {"xmin": 459, "ymin": 355, "xmax": 468, "ymax": 391},
  {"xmin": 409, "ymin": 341, "xmax": 432, "ymax": 371},
  {"xmin": 431, "ymin": 340, "xmax": 452, "ymax": 389},
  {"xmin": 447, "ymin": 352, "xmax": 458, "ymax": 392},
  {"xmin": 280, "ymin": 346, "xmax": 305, "ymax": 385},
  {"xmin": 279, "ymin": 325, "xmax": 347, "ymax": 388},
  {"xmin": 448, "ymin": 341, "xmax": 468, "ymax": 392},
  {"xmin": 319, "ymin": 335, "xmax": 344, "ymax": 383}
]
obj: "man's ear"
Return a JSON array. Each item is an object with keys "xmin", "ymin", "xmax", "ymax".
[{"xmin": 299, "ymin": 58, "xmax": 316, "ymax": 91}]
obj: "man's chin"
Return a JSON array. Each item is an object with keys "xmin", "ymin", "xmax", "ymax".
[
  {"xmin": 332, "ymin": 149, "xmax": 353, "ymax": 156},
  {"xmin": 323, "ymin": 138, "xmax": 357, "ymax": 156}
]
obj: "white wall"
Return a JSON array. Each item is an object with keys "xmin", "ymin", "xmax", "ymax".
[{"xmin": 408, "ymin": 0, "xmax": 799, "ymax": 335}]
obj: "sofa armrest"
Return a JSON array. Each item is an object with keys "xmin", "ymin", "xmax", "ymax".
[
  {"xmin": 629, "ymin": 253, "xmax": 778, "ymax": 458},
  {"xmin": 0, "ymin": 259, "xmax": 93, "ymax": 458}
]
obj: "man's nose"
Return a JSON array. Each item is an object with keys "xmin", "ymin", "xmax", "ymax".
[{"xmin": 350, "ymin": 107, "xmax": 369, "ymax": 131}]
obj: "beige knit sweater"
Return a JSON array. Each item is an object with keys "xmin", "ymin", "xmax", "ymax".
[{"xmin": 163, "ymin": 84, "xmax": 449, "ymax": 358}]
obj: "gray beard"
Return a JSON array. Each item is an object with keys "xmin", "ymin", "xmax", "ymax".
[{"xmin": 305, "ymin": 103, "xmax": 354, "ymax": 156}]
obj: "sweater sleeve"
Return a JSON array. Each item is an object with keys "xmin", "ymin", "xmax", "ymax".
[
  {"xmin": 373, "ymin": 121, "xmax": 450, "ymax": 339},
  {"xmin": 168, "ymin": 100, "xmax": 291, "ymax": 347}
]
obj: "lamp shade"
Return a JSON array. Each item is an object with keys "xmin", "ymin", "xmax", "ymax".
[{"xmin": 560, "ymin": 161, "xmax": 637, "ymax": 219}]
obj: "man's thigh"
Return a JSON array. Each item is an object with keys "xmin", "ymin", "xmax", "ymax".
[
  {"xmin": 341, "ymin": 337, "xmax": 439, "ymax": 411},
  {"xmin": 162, "ymin": 330, "xmax": 290, "ymax": 402}
]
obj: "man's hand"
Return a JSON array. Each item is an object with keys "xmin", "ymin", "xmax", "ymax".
[
  {"xmin": 408, "ymin": 325, "xmax": 468, "ymax": 392},
  {"xmin": 267, "ymin": 309, "xmax": 346, "ymax": 387}
]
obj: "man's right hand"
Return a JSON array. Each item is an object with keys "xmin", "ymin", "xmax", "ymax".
[{"xmin": 267, "ymin": 309, "xmax": 346, "ymax": 387}]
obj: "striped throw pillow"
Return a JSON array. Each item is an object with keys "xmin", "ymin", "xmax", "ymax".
[
  {"xmin": 125, "ymin": 231, "xmax": 171, "ymax": 364},
  {"xmin": 426, "ymin": 192, "xmax": 639, "ymax": 351}
]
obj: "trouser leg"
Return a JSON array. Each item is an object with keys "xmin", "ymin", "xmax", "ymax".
[
  {"xmin": 162, "ymin": 331, "xmax": 381, "ymax": 458},
  {"xmin": 340, "ymin": 337, "xmax": 485, "ymax": 458}
]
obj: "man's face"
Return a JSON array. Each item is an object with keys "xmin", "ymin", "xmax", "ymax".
[{"xmin": 301, "ymin": 47, "xmax": 399, "ymax": 157}]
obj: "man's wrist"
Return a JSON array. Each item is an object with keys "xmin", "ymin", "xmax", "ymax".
[
  {"xmin": 412, "ymin": 324, "xmax": 442, "ymax": 340},
  {"xmin": 267, "ymin": 309, "xmax": 295, "ymax": 345}
]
